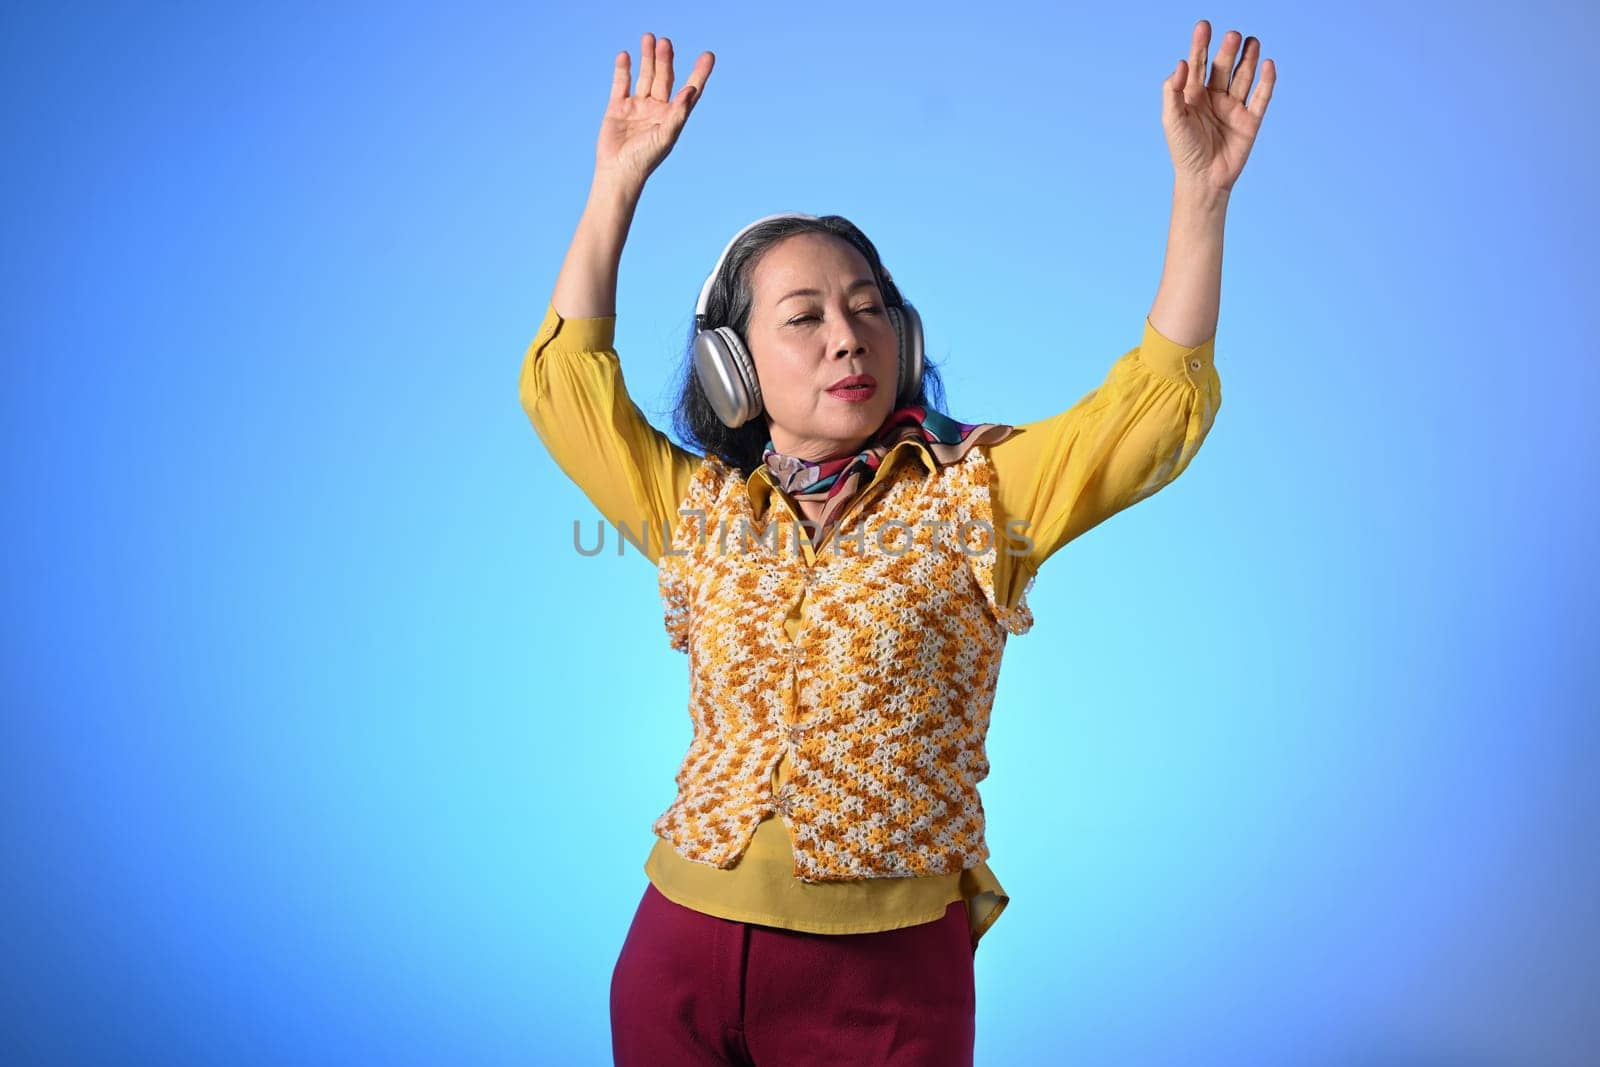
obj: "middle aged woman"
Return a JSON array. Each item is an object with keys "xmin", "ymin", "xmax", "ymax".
[{"xmin": 520, "ymin": 20, "xmax": 1273, "ymax": 1066}]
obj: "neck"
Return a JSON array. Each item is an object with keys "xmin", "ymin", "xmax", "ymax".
[
  {"xmin": 768, "ymin": 410, "xmax": 912, "ymax": 462},
  {"xmin": 766, "ymin": 433, "xmax": 874, "ymax": 463}
]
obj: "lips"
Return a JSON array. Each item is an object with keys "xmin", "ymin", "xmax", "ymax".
[{"xmin": 826, "ymin": 374, "xmax": 877, "ymax": 400}]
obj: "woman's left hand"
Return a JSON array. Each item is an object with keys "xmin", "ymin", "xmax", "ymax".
[{"xmin": 1162, "ymin": 20, "xmax": 1276, "ymax": 194}]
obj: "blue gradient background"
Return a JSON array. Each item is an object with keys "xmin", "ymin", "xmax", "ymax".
[{"xmin": 3, "ymin": 2, "xmax": 1595, "ymax": 1065}]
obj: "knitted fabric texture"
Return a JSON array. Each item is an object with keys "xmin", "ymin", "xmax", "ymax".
[{"xmin": 655, "ymin": 445, "xmax": 1034, "ymax": 882}]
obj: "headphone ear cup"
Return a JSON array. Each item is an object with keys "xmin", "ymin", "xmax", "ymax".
[
  {"xmin": 887, "ymin": 304, "xmax": 925, "ymax": 406},
  {"xmin": 693, "ymin": 326, "xmax": 764, "ymax": 428},
  {"xmin": 718, "ymin": 327, "xmax": 763, "ymax": 422}
]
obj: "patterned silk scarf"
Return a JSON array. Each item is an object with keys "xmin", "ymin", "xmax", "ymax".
[{"xmin": 761, "ymin": 406, "xmax": 1017, "ymax": 549}]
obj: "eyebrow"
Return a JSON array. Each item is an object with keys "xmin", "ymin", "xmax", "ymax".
[{"xmin": 776, "ymin": 279, "xmax": 880, "ymax": 304}]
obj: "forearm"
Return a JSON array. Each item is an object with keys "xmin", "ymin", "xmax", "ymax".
[
  {"xmin": 550, "ymin": 175, "xmax": 644, "ymax": 320},
  {"xmin": 1147, "ymin": 181, "xmax": 1229, "ymax": 348}
]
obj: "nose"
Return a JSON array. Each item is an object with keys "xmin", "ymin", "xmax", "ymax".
[{"xmin": 832, "ymin": 316, "xmax": 867, "ymax": 359}]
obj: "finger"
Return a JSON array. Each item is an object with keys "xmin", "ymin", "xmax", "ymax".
[
  {"xmin": 1247, "ymin": 58, "xmax": 1276, "ymax": 121},
  {"xmin": 682, "ymin": 49, "xmax": 715, "ymax": 104},
  {"xmin": 653, "ymin": 36, "xmax": 674, "ymax": 99},
  {"xmin": 1187, "ymin": 19, "xmax": 1209, "ymax": 95},
  {"xmin": 674, "ymin": 81, "xmax": 703, "ymax": 115},
  {"xmin": 1161, "ymin": 59, "xmax": 1182, "ymax": 127},
  {"xmin": 1229, "ymin": 36, "xmax": 1260, "ymax": 104},
  {"xmin": 1208, "ymin": 29, "xmax": 1241, "ymax": 93},
  {"xmin": 610, "ymin": 51, "xmax": 630, "ymax": 103},
  {"xmin": 635, "ymin": 32, "xmax": 656, "ymax": 97},
  {"xmin": 1163, "ymin": 59, "xmax": 1185, "ymax": 113}
]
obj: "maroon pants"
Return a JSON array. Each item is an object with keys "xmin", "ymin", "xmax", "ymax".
[{"xmin": 610, "ymin": 882, "xmax": 977, "ymax": 1065}]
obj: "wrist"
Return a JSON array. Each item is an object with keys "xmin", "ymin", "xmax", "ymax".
[
  {"xmin": 589, "ymin": 169, "xmax": 646, "ymax": 211},
  {"xmin": 1172, "ymin": 179, "xmax": 1231, "ymax": 214}
]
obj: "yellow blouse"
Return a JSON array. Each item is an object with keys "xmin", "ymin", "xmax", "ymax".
[{"xmin": 519, "ymin": 303, "xmax": 1220, "ymax": 948}]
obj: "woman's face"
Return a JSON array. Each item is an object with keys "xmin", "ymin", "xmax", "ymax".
[{"xmin": 744, "ymin": 232, "xmax": 900, "ymax": 461}]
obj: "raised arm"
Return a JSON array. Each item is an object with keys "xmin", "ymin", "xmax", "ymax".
[
  {"xmin": 552, "ymin": 33, "xmax": 713, "ymax": 318},
  {"xmin": 520, "ymin": 34, "xmax": 713, "ymax": 563},
  {"xmin": 1149, "ymin": 19, "xmax": 1274, "ymax": 344},
  {"xmin": 986, "ymin": 19, "xmax": 1275, "ymax": 609}
]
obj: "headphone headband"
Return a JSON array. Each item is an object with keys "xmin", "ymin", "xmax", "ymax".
[{"xmin": 694, "ymin": 212, "xmax": 819, "ymax": 325}]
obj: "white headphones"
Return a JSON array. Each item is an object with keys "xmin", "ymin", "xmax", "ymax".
[{"xmin": 691, "ymin": 213, "xmax": 926, "ymax": 429}]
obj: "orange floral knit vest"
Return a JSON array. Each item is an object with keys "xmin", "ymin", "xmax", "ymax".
[{"xmin": 655, "ymin": 445, "xmax": 1034, "ymax": 882}]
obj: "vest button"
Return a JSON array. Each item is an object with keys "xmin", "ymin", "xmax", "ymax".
[
  {"xmin": 786, "ymin": 724, "xmax": 806, "ymax": 746},
  {"xmin": 788, "ymin": 646, "xmax": 807, "ymax": 667}
]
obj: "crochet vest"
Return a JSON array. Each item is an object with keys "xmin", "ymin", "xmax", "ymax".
[{"xmin": 655, "ymin": 445, "xmax": 1034, "ymax": 882}]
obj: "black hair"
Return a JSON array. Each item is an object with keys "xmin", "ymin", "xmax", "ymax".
[{"xmin": 669, "ymin": 215, "xmax": 947, "ymax": 475}]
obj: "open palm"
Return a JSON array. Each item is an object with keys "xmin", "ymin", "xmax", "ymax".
[
  {"xmin": 595, "ymin": 32, "xmax": 715, "ymax": 189},
  {"xmin": 1162, "ymin": 20, "xmax": 1276, "ymax": 192}
]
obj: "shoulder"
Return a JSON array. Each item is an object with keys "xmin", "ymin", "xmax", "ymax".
[{"xmin": 677, "ymin": 453, "xmax": 751, "ymax": 506}]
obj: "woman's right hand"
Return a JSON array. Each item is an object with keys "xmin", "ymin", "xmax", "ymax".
[{"xmin": 594, "ymin": 33, "xmax": 714, "ymax": 192}]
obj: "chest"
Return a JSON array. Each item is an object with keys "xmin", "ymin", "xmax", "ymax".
[
  {"xmin": 672, "ymin": 462, "xmax": 986, "ymax": 621},
  {"xmin": 660, "ymin": 449, "xmax": 1034, "ymax": 653}
]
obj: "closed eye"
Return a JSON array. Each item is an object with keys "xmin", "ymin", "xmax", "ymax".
[{"xmin": 784, "ymin": 306, "xmax": 882, "ymax": 327}]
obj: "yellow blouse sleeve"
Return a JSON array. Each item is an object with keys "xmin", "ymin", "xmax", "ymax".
[
  {"xmin": 518, "ymin": 303, "xmax": 702, "ymax": 565},
  {"xmin": 987, "ymin": 316, "xmax": 1222, "ymax": 608}
]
